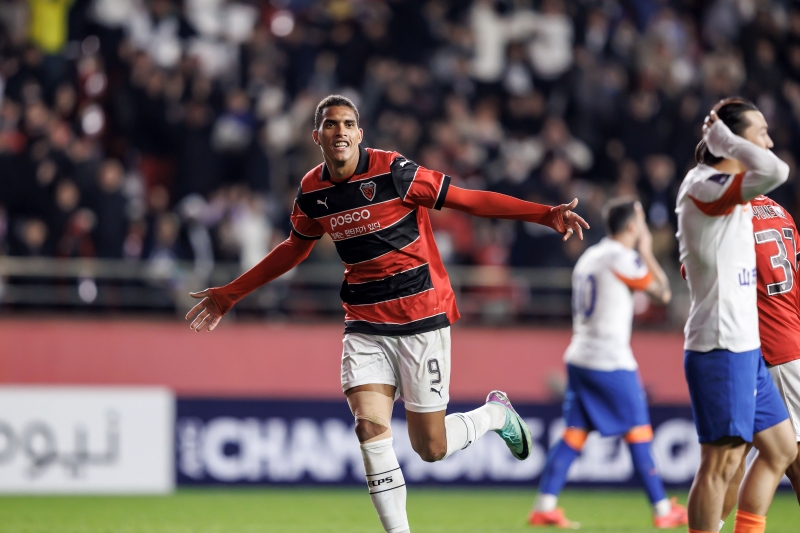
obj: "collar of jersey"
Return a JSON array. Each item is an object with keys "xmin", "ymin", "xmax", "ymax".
[{"xmin": 321, "ymin": 145, "xmax": 370, "ymax": 183}]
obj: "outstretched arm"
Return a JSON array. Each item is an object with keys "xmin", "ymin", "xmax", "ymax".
[
  {"xmin": 441, "ymin": 185, "xmax": 590, "ymax": 241},
  {"xmin": 186, "ymin": 233, "xmax": 316, "ymax": 332}
]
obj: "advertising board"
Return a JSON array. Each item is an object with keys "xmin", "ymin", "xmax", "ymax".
[
  {"xmin": 0, "ymin": 386, "xmax": 174, "ymax": 494},
  {"xmin": 176, "ymin": 399, "xmax": 700, "ymax": 487}
]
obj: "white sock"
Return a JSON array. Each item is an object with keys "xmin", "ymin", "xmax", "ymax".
[
  {"xmin": 719, "ymin": 519, "xmax": 725, "ymax": 531},
  {"xmin": 360, "ymin": 437, "xmax": 409, "ymax": 533},
  {"xmin": 443, "ymin": 403, "xmax": 507, "ymax": 459},
  {"xmin": 535, "ymin": 493, "xmax": 558, "ymax": 512},
  {"xmin": 653, "ymin": 498, "xmax": 671, "ymax": 517}
]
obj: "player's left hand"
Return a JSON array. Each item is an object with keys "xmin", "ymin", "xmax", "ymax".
[{"xmin": 558, "ymin": 198, "xmax": 590, "ymax": 241}]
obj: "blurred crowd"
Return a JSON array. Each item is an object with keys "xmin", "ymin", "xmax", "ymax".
[{"xmin": 2, "ymin": 0, "xmax": 800, "ymax": 279}]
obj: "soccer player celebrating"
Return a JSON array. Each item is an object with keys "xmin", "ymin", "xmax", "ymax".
[
  {"xmin": 528, "ymin": 198, "xmax": 687, "ymax": 529},
  {"xmin": 677, "ymin": 97, "xmax": 796, "ymax": 533},
  {"xmin": 185, "ymin": 95, "xmax": 589, "ymax": 533}
]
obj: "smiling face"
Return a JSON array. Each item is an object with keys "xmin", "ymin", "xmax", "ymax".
[
  {"xmin": 739, "ymin": 110, "xmax": 774, "ymax": 150},
  {"xmin": 312, "ymin": 105, "xmax": 363, "ymax": 168}
]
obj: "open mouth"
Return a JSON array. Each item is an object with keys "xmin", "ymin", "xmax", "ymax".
[{"xmin": 333, "ymin": 141, "xmax": 349, "ymax": 149}]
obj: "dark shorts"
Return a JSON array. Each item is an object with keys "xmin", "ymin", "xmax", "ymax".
[
  {"xmin": 684, "ymin": 348, "xmax": 788, "ymax": 443},
  {"xmin": 562, "ymin": 364, "xmax": 651, "ymax": 437}
]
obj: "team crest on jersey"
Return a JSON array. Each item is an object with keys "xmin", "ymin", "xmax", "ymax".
[{"xmin": 359, "ymin": 181, "xmax": 376, "ymax": 201}]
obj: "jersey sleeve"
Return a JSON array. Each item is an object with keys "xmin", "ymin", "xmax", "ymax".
[
  {"xmin": 390, "ymin": 154, "xmax": 451, "ymax": 210},
  {"xmin": 686, "ymin": 172, "xmax": 745, "ymax": 216},
  {"xmin": 290, "ymin": 188, "xmax": 325, "ymax": 240},
  {"xmin": 612, "ymin": 250, "xmax": 653, "ymax": 291}
]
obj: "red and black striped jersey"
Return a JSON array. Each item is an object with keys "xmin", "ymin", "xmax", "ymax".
[{"xmin": 290, "ymin": 146, "xmax": 460, "ymax": 336}]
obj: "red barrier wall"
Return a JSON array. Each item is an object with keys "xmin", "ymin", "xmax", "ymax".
[{"xmin": 0, "ymin": 319, "xmax": 689, "ymax": 403}]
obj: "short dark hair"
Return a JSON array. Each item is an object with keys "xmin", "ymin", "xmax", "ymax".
[
  {"xmin": 314, "ymin": 94, "xmax": 359, "ymax": 130},
  {"xmin": 603, "ymin": 197, "xmax": 638, "ymax": 236},
  {"xmin": 695, "ymin": 97, "xmax": 759, "ymax": 165}
]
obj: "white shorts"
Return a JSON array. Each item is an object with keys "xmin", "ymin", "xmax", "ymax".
[
  {"xmin": 768, "ymin": 359, "xmax": 800, "ymax": 441},
  {"xmin": 341, "ymin": 326, "xmax": 451, "ymax": 413}
]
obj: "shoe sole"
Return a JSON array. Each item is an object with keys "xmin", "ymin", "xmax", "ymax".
[{"xmin": 488, "ymin": 391, "xmax": 532, "ymax": 460}]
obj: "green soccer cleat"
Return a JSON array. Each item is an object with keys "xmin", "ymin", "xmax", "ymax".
[{"xmin": 486, "ymin": 390, "xmax": 533, "ymax": 460}]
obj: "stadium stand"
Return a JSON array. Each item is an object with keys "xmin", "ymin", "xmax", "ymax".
[{"xmin": 0, "ymin": 0, "xmax": 798, "ymax": 319}]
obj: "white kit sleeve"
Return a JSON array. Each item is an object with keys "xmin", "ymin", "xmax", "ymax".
[{"xmin": 703, "ymin": 120, "xmax": 789, "ymax": 201}]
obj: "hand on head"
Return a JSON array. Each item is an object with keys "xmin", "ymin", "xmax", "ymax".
[{"xmin": 702, "ymin": 109, "xmax": 719, "ymax": 137}]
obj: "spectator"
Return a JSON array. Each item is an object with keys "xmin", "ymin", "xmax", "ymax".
[{"xmin": 91, "ymin": 158, "xmax": 128, "ymax": 258}]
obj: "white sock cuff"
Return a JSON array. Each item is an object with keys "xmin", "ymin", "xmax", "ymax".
[
  {"xmin": 454, "ymin": 413, "xmax": 477, "ymax": 446},
  {"xmin": 535, "ymin": 493, "xmax": 558, "ymax": 512},
  {"xmin": 653, "ymin": 498, "xmax": 671, "ymax": 517},
  {"xmin": 361, "ymin": 436, "xmax": 393, "ymax": 452},
  {"xmin": 361, "ymin": 437, "xmax": 405, "ymax": 495},
  {"xmin": 443, "ymin": 413, "xmax": 477, "ymax": 459}
]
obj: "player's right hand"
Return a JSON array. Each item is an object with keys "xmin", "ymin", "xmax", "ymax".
[
  {"xmin": 186, "ymin": 289, "xmax": 223, "ymax": 332},
  {"xmin": 701, "ymin": 109, "xmax": 719, "ymax": 136}
]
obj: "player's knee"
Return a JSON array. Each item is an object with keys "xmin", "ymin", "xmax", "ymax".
[
  {"xmin": 786, "ymin": 454, "xmax": 800, "ymax": 480},
  {"xmin": 354, "ymin": 419, "xmax": 389, "ymax": 443},
  {"xmin": 757, "ymin": 430, "xmax": 797, "ymax": 470},
  {"xmin": 348, "ymin": 390, "xmax": 394, "ymax": 443},
  {"xmin": 769, "ymin": 438, "xmax": 799, "ymax": 469},
  {"xmin": 415, "ymin": 440, "xmax": 447, "ymax": 463},
  {"xmin": 720, "ymin": 455, "xmax": 745, "ymax": 482},
  {"xmin": 698, "ymin": 448, "xmax": 743, "ymax": 485}
]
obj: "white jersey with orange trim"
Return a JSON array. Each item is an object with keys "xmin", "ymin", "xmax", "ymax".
[
  {"xmin": 676, "ymin": 120, "xmax": 789, "ymax": 352},
  {"xmin": 676, "ymin": 164, "xmax": 760, "ymax": 352},
  {"xmin": 565, "ymin": 238, "xmax": 652, "ymax": 371}
]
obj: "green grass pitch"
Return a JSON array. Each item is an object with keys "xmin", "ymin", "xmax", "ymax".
[{"xmin": 0, "ymin": 488, "xmax": 797, "ymax": 532}]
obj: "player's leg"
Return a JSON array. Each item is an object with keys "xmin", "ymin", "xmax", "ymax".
[
  {"xmin": 684, "ymin": 349, "xmax": 753, "ymax": 532},
  {"xmin": 767, "ymin": 359, "xmax": 800, "ymax": 504},
  {"xmin": 398, "ymin": 328, "xmax": 526, "ymax": 462},
  {"xmin": 734, "ymin": 356, "xmax": 795, "ymax": 532},
  {"xmin": 719, "ymin": 445, "xmax": 750, "ymax": 531},
  {"xmin": 625, "ymin": 425, "xmax": 687, "ymax": 527},
  {"xmin": 619, "ymin": 370, "xmax": 686, "ymax": 527},
  {"xmin": 529, "ymin": 366, "xmax": 588, "ymax": 528},
  {"xmin": 528, "ymin": 426, "xmax": 586, "ymax": 528},
  {"xmin": 342, "ymin": 333, "xmax": 408, "ymax": 533},
  {"xmin": 688, "ymin": 439, "xmax": 748, "ymax": 532},
  {"xmin": 785, "ymin": 446, "xmax": 800, "ymax": 505}
]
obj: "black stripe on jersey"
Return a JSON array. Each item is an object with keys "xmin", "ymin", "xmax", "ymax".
[
  {"xmin": 291, "ymin": 228, "xmax": 321, "ymax": 240},
  {"xmin": 334, "ymin": 211, "xmax": 419, "ymax": 264},
  {"xmin": 299, "ymin": 173, "xmax": 399, "ymax": 219},
  {"xmin": 434, "ymin": 175, "xmax": 452, "ymax": 210},
  {"xmin": 340, "ymin": 264, "xmax": 432, "ymax": 306},
  {"xmin": 344, "ymin": 313, "xmax": 451, "ymax": 336}
]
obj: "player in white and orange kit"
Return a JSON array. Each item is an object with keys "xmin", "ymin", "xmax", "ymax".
[
  {"xmin": 528, "ymin": 199, "xmax": 687, "ymax": 529},
  {"xmin": 676, "ymin": 98, "xmax": 796, "ymax": 533}
]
